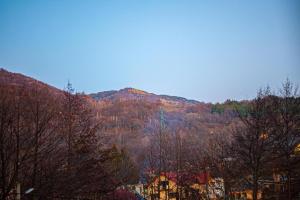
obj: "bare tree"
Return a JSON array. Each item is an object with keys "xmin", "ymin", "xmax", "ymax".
[
  {"xmin": 0, "ymin": 86, "xmax": 21, "ymax": 200},
  {"xmin": 231, "ymin": 88, "xmax": 274, "ymax": 200},
  {"xmin": 269, "ymin": 79, "xmax": 300, "ymax": 200}
]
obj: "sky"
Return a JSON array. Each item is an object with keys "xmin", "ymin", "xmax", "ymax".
[{"xmin": 0, "ymin": 0, "xmax": 299, "ymax": 103}]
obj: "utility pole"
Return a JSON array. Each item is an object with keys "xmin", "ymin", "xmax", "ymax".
[{"xmin": 158, "ymin": 108, "xmax": 165, "ymax": 200}]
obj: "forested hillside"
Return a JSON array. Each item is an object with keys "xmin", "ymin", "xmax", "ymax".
[{"xmin": 0, "ymin": 68, "xmax": 244, "ymax": 167}]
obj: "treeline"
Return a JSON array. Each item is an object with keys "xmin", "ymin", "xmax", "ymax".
[
  {"xmin": 0, "ymin": 83, "xmax": 137, "ymax": 200},
  {"xmin": 145, "ymin": 80, "xmax": 300, "ymax": 200},
  {"xmin": 211, "ymin": 100, "xmax": 249, "ymax": 117}
]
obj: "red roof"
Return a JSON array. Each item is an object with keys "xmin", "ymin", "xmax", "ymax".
[{"xmin": 156, "ymin": 171, "xmax": 209, "ymax": 185}]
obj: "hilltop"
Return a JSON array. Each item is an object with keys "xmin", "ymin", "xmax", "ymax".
[{"xmin": 90, "ymin": 87, "xmax": 199, "ymax": 105}]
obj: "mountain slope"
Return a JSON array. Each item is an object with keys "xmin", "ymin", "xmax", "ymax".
[
  {"xmin": 0, "ymin": 68, "xmax": 62, "ymax": 96},
  {"xmin": 0, "ymin": 68, "xmax": 240, "ymax": 163},
  {"xmin": 0, "ymin": 68, "xmax": 239, "ymax": 135}
]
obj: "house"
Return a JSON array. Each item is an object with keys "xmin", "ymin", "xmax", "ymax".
[
  {"xmin": 230, "ymin": 189, "xmax": 262, "ymax": 200},
  {"xmin": 147, "ymin": 172, "xmax": 182, "ymax": 200},
  {"xmin": 146, "ymin": 172, "xmax": 224, "ymax": 200}
]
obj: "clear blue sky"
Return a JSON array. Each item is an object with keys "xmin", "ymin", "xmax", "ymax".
[{"xmin": 0, "ymin": 0, "xmax": 299, "ymax": 102}]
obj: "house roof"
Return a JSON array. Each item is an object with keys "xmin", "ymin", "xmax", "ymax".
[{"xmin": 149, "ymin": 171, "xmax": 209, "ymax": 186}]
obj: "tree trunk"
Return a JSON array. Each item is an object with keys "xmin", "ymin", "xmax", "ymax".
[{"xmin": 253, "ymin": 175, "xmax": 258, "ymax": 200}]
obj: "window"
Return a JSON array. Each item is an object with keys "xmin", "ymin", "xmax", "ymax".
[{"xmin": 160, "ymin": 181, "xmax": 169, "ymax": 190}]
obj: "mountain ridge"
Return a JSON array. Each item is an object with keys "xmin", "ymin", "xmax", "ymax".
[
  {"xmin": 89, "ymin": 87, "xmax": 200, "ymax": 105},
  {"xmin": 1, "ymin": 68, "xmax": 203, "ymax": 105}
]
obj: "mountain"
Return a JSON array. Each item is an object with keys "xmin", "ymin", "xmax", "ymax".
[
  {"xmin": 0, "ymin": 68, "xmax": 240, "ymax": 135},
  {"xmin": 0, "ymin": 68, "xmax": 241, "ymax": 162}
]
